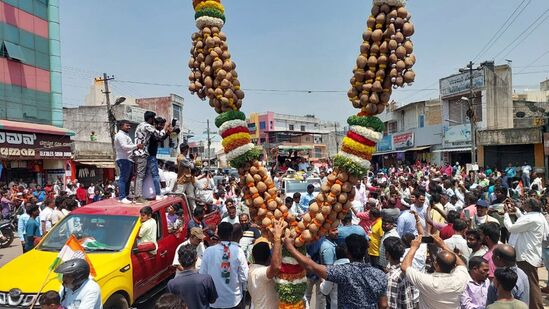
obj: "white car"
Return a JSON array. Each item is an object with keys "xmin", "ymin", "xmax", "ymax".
[{"xmin": 282, "ymin": 177, "xmax": 321, "ymax": 199}]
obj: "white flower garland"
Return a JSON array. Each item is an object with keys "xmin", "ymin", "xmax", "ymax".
[
  {"xmin": 274, "ymin": 276, "xmax": 308, "ymax": 285},
  {"xmin": 219, "ymin": 119, "xmax": 247, "ymax": 135},
  {"xmin": 196, "ymin": 16, "xmax": 224, "ymax": 29},
  {"xmin": 373, "ymin": 0, "xmax": 407, "ymax": 7},
  {"xmin": 226, "ymin": 143, "xmax": 255, "ymax": 161},
  {"xmin": 349, "ymin": 125, "xmax": 382, "ymax": 143},
  {"xmin": 338, "ymin": 151, "xmax": 372, "ymax": 170},
  {"xmin": 282, "ymin": 256, "xmax": 299, "ymax": 265}
]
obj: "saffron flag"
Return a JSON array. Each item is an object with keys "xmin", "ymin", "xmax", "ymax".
[{"xmin": 49, "ymin": 235, "xmax": 97, "ymax": 277}]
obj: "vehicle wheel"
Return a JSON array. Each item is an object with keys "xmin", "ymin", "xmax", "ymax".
[
  {"xmin": 0, "ymin": 227, "xmax": 14, "ymax": 248},
  {"xmin": 104, "ymin": 293, "xmax": 129, "ymax": 309}
]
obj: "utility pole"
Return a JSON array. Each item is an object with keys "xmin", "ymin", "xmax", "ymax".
[
  {"xmin": 95, "ymin": 73, "xmax": 116, "ymax": 159},
  {"xmin": 467, "ymin": 61, "xmax": 477, "ymax": 166},
  {"xmin": 206, "ymin": 119, "xmax": 211, "ymax": 167}
]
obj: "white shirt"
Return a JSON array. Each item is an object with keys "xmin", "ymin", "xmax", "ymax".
[
  {"xmin": 522, "ymin": 165, "xmax": 532, "ymax": 174},
  {"xmin": 200, "ymin": 241, "xmax": 249, "ymax": 308},
  {"xmin": 531, "ymin": 177, "xmax": 543, "ymax": 191},
  {"xmin": 248, "ymin": 264, "xmax": 279, "ymax": 309},
  {"xmin": 351, "ymin": 200, "xmax": 363, "ymax": 225},
  {"xmin": 290, "ymin": 202, "xmax": 304, "ymax": 216},
  {"xmin": 60, "ymin": 278, "xmax": 102, "ymax": 309},
  {"xmin": 221, "ymin": 216, "xmax": 240, "ymax": 225},
  {"xmin": 443, "ymin": 202, "xmax": 456, "ymax": 213},
  {"xmin": 173, "ymin": 240, "xmax": 205, "ymax": 272},
  {"xmin": 163, "ymin": 171, "xmax": 178, "ymax": 193},
  {"xmin": 138, "ymin": 218, "xmax": 157, "ymax": 254},
  {"xmin": 114, "ymin": 130, "xmax": 136, "ymax": 161},
  {"xmin": 406, "ymin": 265, "xmax": 470, "ymax": 309},
  {"xmin": 444, "ymin": 234, "xmax": 471, "ymax": 260},
  {"xmin": 319, "ymin": 258, "xmax": 350, "ymax": 309},
  {"xmin": 40, "ymin": 207, "xmax": 54, "ymax": 232},
  {"xmin": 505, "ymin": 210, "xmax": 549, "ymax": 267}
]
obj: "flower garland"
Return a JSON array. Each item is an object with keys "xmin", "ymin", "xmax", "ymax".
[
  {"xmin": 195, "ymin": 16, "xmax": 224, "ymax": 29},
  {"xmin": 194, "ymin": 0, "xmax": 224, "ymax": 13},
  {"xmin": 275, "ymin": 247, "xmax": 307, "ymax": 309},
  {"xmin": 193, "ymin": 0, "xmax": 226, "ymax": 29}
]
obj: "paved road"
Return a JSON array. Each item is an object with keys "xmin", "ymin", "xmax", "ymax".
[{"xmin": 0, "ymin": 241, "xmax": 23, "ymax": 268}]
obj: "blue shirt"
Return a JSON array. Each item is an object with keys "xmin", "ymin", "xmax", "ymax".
[
  {"xmin": 327, "ymin": 262, "xmax": 387, "ymax": 309},
  {"xmin": 33, "ymin": 191, "xmax": 45, "ymax": 202},
  {"xmin": 337, "ymin": 225, "xmax": 368, "ymax": 246},
  {"xmin": 397, "ymin": 210, "xmax": 418, "ymax": 237},
  {"xmin": 505, "ymin": 167, "xmax": 516, "ymax": 178},
  {"xmin": 300, "ymin": 193, "xmax": 315, "ymax": 210},
  {"xmin": 17, "ymin": 213, "xmax": 30, "ymax": 241},
  {"xmin": 24, "ymin": 217, "xmax": 41, "ymax": 251},
  {"xmin": 320, "ymin": 238, "xmax": 337, "ymax": 265}
]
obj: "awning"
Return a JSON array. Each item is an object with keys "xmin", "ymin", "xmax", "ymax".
[
  {"xmin": 76, "ymin": 160, "xmax": 116, "ymax": 169},
  {"xmin": 432, "ymin": 147, "xmax": 472, "ymax": 153},
  {"xmin": 373, "ymin": 146, "xmax": 432, "ymax": 155},
  {"xmin": 405, "ymin": 146, "xmax": 431, "ymax": 152},
  {"xmin": 2, "ymin": 41, "xmax": 25, "ymax": 62},
  {"xmin": 0, "ymin": 119, "xmax": 75, "ymax": 136}
]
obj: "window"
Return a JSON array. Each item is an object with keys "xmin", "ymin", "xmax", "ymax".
[
  {"xmin": 448, "ymin": 97, "xmax": 482, "ymax": 126},
  {"xmin": 301, "ymin": 125, "xmax": 306, "ymax": 132},
  {"xmin": 259, "ymin": 121, "xmax": 266, "ymax": 130},
  {"xmin": 172, "ymin": 104, "xmax": 182, "ymax": 122},
  {"xmin": 387, "ymin": 121, "xmax": 398, "ymax": 134},
  {"xmin": 1, "ymin": 41, "xmax": 25, "ymax": 62},
  {"xmin": 418, "ymin": 115, "xmax": 425, "ymax": 128},
  {"xmin": 289, "ymin": 124, "xmax": 294, "ymax": 131},
  {"xmin": 270, "ymin": 121, "xmax": 273, "ymax": 130},
  {"xmin": 153, "ymin": 212, "xmax": 162, "ymax": 240}
]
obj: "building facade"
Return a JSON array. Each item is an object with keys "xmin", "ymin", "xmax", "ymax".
[
  {"xmin": 0, "ymin": 0, "xmax": 72, "ymax": 185},
  {"xmin": 1, "ymin": 0, "xmax": 62, "ymax": 126},
  {"xmin": 375, "ymin": 99, "xmax": 443, "ymax": 167},
  {"xmin": 63, "ymin": 94, "xmax": 185, "ymax": 185},
  {"xmin": 247, "ymin": 112, "xmax": 341, "ymax": 160}
]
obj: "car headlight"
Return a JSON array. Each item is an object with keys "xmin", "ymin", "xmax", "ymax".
[
  {"xmin": 0, "ymin": 290, "xmax": 42, "ymax": 307},
  {"xmin": 0, "ymin": 292, "xmax": 6, "ymax": 305}
]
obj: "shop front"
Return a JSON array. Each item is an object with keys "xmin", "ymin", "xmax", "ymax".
[
  {"xmin": 435, "ymin": 124, "xmax": 473, "ymax": 165},
  {"xmin": 0, "ymin": 120, "xmax": 73, "ymax": 185},
  {"xmin": 477, "ymin": 127, "xmax": 543, "ymax": 171}
]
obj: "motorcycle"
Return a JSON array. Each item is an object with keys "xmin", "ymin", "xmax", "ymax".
[{"xmin": 0, "ymin": 205, "xmax": 22, "ymax": 248}]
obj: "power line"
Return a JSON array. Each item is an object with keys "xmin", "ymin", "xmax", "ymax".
[
  {"xmin": 492, "ymin": 8, "xmax": 549, "ymax": 60},
  {"xmin": 517, "ymin": 50, "xmax": 549, "ymax": 73},
  {"xmin": 112, "ymin": 79, "xmax": 437, "ymax": 93},
  {"xmin": 472, "ymin": 0, "xmax": 531, "ymax": 62}
]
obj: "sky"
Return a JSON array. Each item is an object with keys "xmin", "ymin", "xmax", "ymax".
[{"xmin": 60, "ymin": 0, "xmax": 549, "ymax": 134}]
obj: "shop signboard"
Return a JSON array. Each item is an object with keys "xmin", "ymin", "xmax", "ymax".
[
  {"xmin": 376, "ymin": 135, "xmax": 392, "ymax": 152},
  {"xmin": 440, "ymin": 70, "xmax": 485, "ymax": 98},
  {"xmin": 393, "ymin": 132, "xmax": 414, "ymax": 150},
  {"xmin": 0, "ymin": 130, "xmax": 72, "ymax": 159},
  {"xmin": 444, "ymin": 124, "xmax": 471, "ymax": 145}
]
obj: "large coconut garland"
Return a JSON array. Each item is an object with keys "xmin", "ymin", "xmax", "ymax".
[{"xmin": 186, "ymin": 0, "xmax": 416, "ymax": 308}]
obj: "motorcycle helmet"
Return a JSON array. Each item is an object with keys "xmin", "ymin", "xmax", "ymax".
[{"xmin": 54, "ymin": 259, "xmax": 90, "ymax": 290}]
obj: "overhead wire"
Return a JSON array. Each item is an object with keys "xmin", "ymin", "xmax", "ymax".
[
  {"xmin": 492, "ymin": 8, "xmax": 549, "ymax": 60},
  {"xmin": 472, "ymin": 0, "xmax": 531, "ymax": 62}
]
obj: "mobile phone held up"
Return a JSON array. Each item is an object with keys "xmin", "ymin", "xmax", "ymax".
[{"xmin": 421, "ymin": 235, "xmax": 434, "ymax": 244}]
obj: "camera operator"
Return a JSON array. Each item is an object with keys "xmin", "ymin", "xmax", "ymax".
[{"xmin": 147, "ymin": 117, "xmax": 170, "ymax": 200}]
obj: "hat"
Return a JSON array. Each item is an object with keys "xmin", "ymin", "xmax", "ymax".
[
  {"xmin": 190, "ymin": 227, "xmax": 205, "ymax": 240},
  {"xmin": 475, "ymin": 199, "xmax": 489, "ymax": 208}
]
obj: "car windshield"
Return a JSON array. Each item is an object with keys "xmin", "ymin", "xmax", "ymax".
[
  {"xmin": 37, "ymin": 214, "xmax": 138, "ymax": 252},
  {"xmin": 285, "ymin": 179, "xmax": 321, "ymax": 194}
]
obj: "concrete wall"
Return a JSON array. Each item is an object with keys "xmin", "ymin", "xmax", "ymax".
[{"xmin": 484, "ymin": 65, "xmax": 513, "ymax": 130}]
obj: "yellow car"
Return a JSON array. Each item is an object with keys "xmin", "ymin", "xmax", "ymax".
[{"xmin": 0, "ymin": 196, "xmax": 191, "ymax": 308}]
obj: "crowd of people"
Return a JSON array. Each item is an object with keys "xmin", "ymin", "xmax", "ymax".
[
  {"xmin": 3, "ymin": 111, "xmax": 549, "ymax": 309},
  {"xmin": 138, "ymin": 159, "xmax": 549, "ymax": 309}
]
